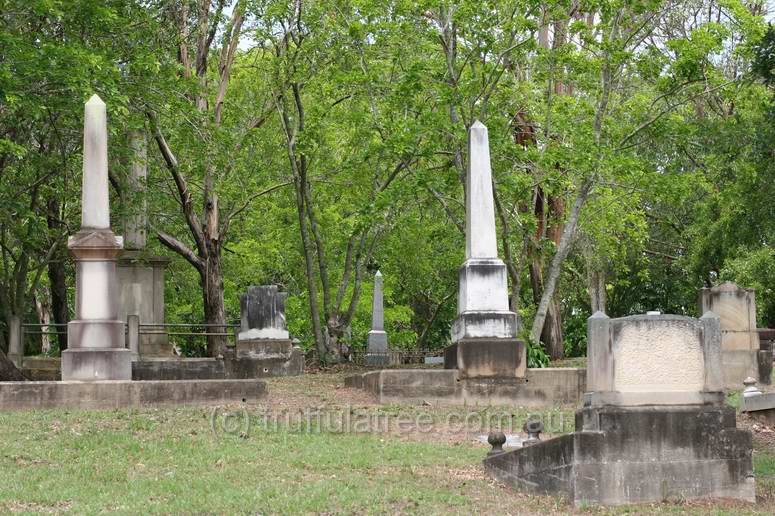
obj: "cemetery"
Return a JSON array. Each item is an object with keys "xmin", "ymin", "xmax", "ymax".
[{"xmin": 2, "ymin": 1, "xmax": 775, "ymax": 514}]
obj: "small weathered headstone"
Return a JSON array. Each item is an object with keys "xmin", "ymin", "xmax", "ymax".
[
  {"xmin": 699, "ymin": 282, "xmax": 761, "ymax": 387},
  {"xmin": 238, "ymin": 285, "xmax": 289, "ymax": 341}
]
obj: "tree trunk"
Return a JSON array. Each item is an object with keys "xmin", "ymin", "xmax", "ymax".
[
  {"xmin": 34, "ymin": 293, "xmax": 51, "ymax": 354},
  {"xmin": 589, "ymin": 268, "xmax": 607, "ymax": 313},
  {"xmin": 200, "ymin": 251, "xmax": 226, "ymax": 357},
  {"xmin": 293, "ymin": 175, "xmax": 328, "ymax": 362},
  {"xmin": 46, "ymin": 198, "xmax": 68, "ymax": 351},
  {"xmin": 0, "ymin": 350, "xmax": 25, "ymax": 381},
  {"xmin": 530, "ymin": 180, "xmax": 593, "ymax": 345}
]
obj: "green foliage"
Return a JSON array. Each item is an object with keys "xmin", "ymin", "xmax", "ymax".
[
  {"xmin": 721, "ymin": 248, "xmax": 775, "ymax": 327},
  {"xmin": 2, "ymin": 0, "xmax": 773, "ymax": 363},
  {"xmin": 527, "ymin": 340, "xmax": 550, "ymax": 369}
]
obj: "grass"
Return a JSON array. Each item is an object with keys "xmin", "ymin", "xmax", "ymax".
[
  {"xmin": 0, "ymin": 407, "xmax": 529, "ymax": 514},
  {"xmin": 1, "ymin": 370, "xmax": 774, "ymax": 514}
]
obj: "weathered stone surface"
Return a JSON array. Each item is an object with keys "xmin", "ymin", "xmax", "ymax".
[
  {"xmin": 61, "ymin": 348, "xmax": 132, "ymax": 381},
  {"xmin": 235, "ymin": 339, "xmax": 293, "ymax": 359},
  {"xmin": 21, "ymin": 357, "xmax": 61, "ymax": 381},
  {"xmin": 124, "ymin": 131, "xmax": 148, "ymax": 249},
  {"xmin": 585, "ymin": 312, "xmax": 724, "ymax": 407},
  {"xmin": 62, "ymin": 95, "xmax": 130, "ymax": 381},
  {"xmin": 366, "ymin": 271, "xmax": 389, "ymax": 365},
  {"xmin": 223, "ymin": 346, "xmax": 304, "ymax": 378},
  {"xmin": 24, "ymin": 351, "xmax": 304, "ymax": 381},
  {"xmin": 132, "ymin": 348, "xmax": 303, "ymax": 380},
  {"xmin": 485, "ymin": 311, "xmax": 755, "ymax": 507},
  {"xmin": 344, "ymin": 367, "xmax": 585, "ymax": 406},
  {"xmin": 0, "ymin": 379, "xmax": 267, "ymax": 410},
  {"xmin": 485, "ymin": 405, "xmax": 755, "ymax": 507},
  {"xmin": 370, "ymin": 270, "xmax": 385, "ymax": 331},
  {"xmin": 445, "ymin": 122, "xmax": 520, "ymax": 381},
  {"xmin": 742, "ymin": 391, "xmax": 775, "ymax": 412},
  {"xmin": 7, "ymin": 315, "xmax": 22, "ymax": 369},
  {"xmin": 758, "ymin": 350, "xmax": 773, "ymax": 386},
  {"xmin": 466, "ymin": 121, "xmax": 498, "ymax": 259},
  {"xmin": 117, "ymin": 252, "xmax": 171, "ymax": 356},
  {"xmin": 699, "ymin": 282, "xmax": 761, "ymax": 387},
  {"xmin": 444, "ymin": 339, "xmax": 526, "ymax": 379},
  {"xmin": 239, "ymin": 285, "xmax": 289, "ymax": 340},
  {"xmin": 81, "ymin": 95, "xmax": 111, "ymax": 229},
  {"xmin": 365, "ymin": 332, "xmax": 389, "ymax": 366}
]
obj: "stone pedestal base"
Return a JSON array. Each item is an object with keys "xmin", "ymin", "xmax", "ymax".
[
  {"xmin": 484, "ymin": 405, "xmax": 755, "ymax": 507},
  {"xmin": 67, "ymin": 319, "xmax": 124, "ymax": 349},
  {"xmin": 452, "ymin": 311, "xmax": 518, "ymax": 341},
  {"xmin": 444, "ymin": 338, "xmax": 525, "ymax": 379},
  {"xmin": 366, "ymin": 330, "xmax": 389, "ymax": 366},
  {"xmin": 62, "ymin": 348, "xmax": 132, "ymax": 381},
  {"xmin": 235, "ymin": 338, "xmax": 292, "ymax": 359}
]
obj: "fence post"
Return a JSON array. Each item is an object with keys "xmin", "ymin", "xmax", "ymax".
[
  {"xmin": 127, "ymin": 314, "xmax": 140, "ymax": 360},
  {"xmin": 8, "ymin": 315, "xmax": 23, "ymax": 368}
]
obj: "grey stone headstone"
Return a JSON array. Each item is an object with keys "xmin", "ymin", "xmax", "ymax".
[{"xmin": 239, "ymin": 285, "xmax": 289, "ymax": 340}]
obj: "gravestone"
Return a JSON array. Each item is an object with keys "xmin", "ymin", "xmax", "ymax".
[
  {"xmin": 61, "ymin": 95, "xmax": 132, "ymax": 381},
  {"xmin": 239, "ymin": 285, "xmax": 289, "ymax": 341},
  {"xmin": 117, "ymin": 131, "xmax": 172, "ymax": 357},
  {"xmin": 699, "ymin": 282, "xmax": 761, "ymax": 388},
  {"xmin": 366, "ymin": 271, "xmax": 389, "ymax": 366},
  {"xmin": 485, "ymin": 311, "xmax": 754, "ymax": 507},
  {"xmin": 230, "ymin": 285, "xmax": 303, "ymax": 376},
  {"xmin": 444, "ymin": 121, "xmax": 524, "ymax": 379}
]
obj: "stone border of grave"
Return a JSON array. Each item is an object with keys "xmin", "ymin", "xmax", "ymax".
[
  {"xmin": 0, "ymin": 379, "xmax": 266, "ymax": 411},
  {"xmin": 344, "ymin": 367, "xmax": 585, "ymax": 406}
]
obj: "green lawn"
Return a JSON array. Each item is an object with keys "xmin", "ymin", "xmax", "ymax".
[{"xmin": 1, "ymin": 371, "xmax": 774, "ymax": 514}]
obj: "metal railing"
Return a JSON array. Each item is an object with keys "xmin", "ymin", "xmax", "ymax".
[
  {"xmin": 9, "ymin": 317, "xmax": 447, "ymax": 368},
  {"xmin": 138, "ymin": 322, "xmax": 240, "ymax": 337}
]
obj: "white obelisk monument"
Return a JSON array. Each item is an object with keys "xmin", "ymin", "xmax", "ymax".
[
  {"xmin": 366, "ymin": 271, "xmax": 389, "ymax": 365},
  {"xmin": 61, "ymin": 95, "xmax": 132, "ymax": 381},
  {"xmin": 444, "ymin": 121, "xmax": 525, "ymax": 379}
]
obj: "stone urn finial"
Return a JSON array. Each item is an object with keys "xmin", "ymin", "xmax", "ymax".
[
  {"xmin": 487, "ymin": 430, "xmax": 507, "ymax": 457},
  {"xmin": 523, "ymin": 419, "xmax": 544, "ymax": 446}
]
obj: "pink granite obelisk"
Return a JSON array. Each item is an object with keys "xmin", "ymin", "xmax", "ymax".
[{"xmin": 61, "ymin": 95, "xmax": 131, "ymax": 381}]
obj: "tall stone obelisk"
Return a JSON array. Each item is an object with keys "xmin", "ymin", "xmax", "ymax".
[
  {"xmin": 444, "ymin": 121, "xmax": 525, "ymax": 379},
  {"xmin": 366, "ymin": 271, "xmax": 389, "ymax": 366},
  {"xmin": 61, "ymin": 95, "xmax": 132, "ymax": 381},
  {"xmin": 116, "ymin": 131, "xmax": 172, "ymax": 357}
]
